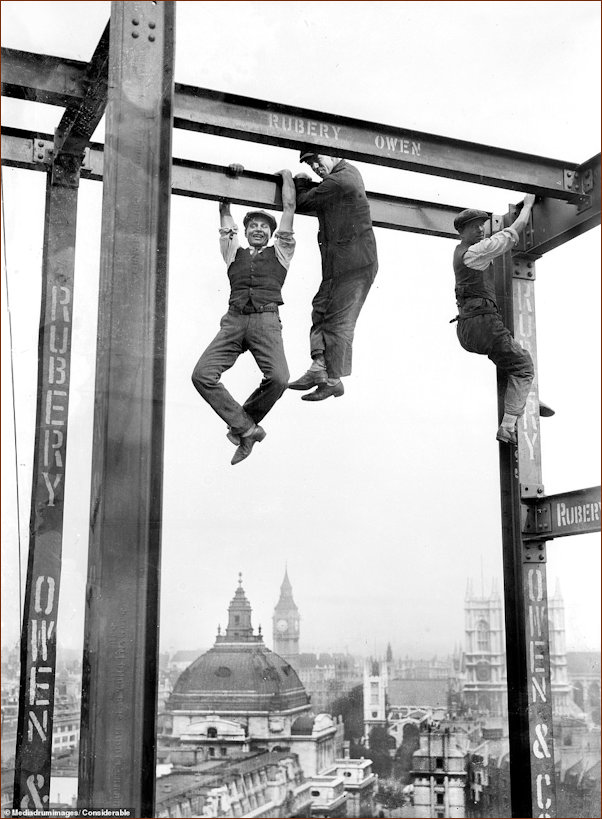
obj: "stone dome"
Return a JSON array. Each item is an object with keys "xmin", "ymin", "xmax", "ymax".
[{"xmin": 168, "ymin": 576, "xmax": 309, "ymax": 714}]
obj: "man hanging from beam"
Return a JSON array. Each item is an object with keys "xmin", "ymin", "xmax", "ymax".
[
  {"xmin": 452, "ymin": 195, "xmax": 554, "ymax": 444},
  {"xmin": 191, "ymin": 167, "xmax": 296, "ymax": 465},
  {"xmin": 288, "ymin": 149, "xmax": 378, "ymax": 400}
]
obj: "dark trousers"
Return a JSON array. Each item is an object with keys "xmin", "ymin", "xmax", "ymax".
[
  {"xmin": 191, "ymin": 309, "xmax": 289, "ymax": 434},
  {"xmin": 457, "ymin": 301, "xmax": 534, "ymax": 416},
  {"xmin": 309, "ymin": 263, "xmax": 377, "ymax": 379}
]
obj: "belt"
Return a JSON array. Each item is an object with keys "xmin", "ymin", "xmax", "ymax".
[
  {"xmin": 450, "ymin": 300, "xmax": 499, "ymax": 324},
  {"xmin": 231, "ymin": 302, "xmax": 279, "ymax": 315}
]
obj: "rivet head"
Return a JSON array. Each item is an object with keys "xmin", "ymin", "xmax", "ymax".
[
  {"xmin": 132, "ymin": 18, "xmax": 139, "ymax": 25},
  {"xmin": 148, "ymin": 34, "xmax": 156, "ymax": 41},
  {"xmin": 132, "ymin": 31, "xmax": 140, "ymax": 38},
  {"xmin": 539, "ymin": 555, "xmax": 544, "ymax": 561},
  {"xmin": 148, "ymin": 21, "xmax": 156, "ymax": 28},
  {"xmin": 37, "ymin": 153, "xmax": 44, "ymax": 160}
]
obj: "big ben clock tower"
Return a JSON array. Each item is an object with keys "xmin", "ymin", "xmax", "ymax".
[{"xmin": 272, "ymin": 569, "xmax": 300, "ymax": 663}]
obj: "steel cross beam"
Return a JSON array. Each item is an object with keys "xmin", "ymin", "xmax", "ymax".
[
  {"xmin": 523, "ymin": 485, "xmax": 602, "ymax": 541},
  {"xmin": 0, "ymin": 127, "xmax": 463, "ymax": 238},
  {"xmin": 53, "ymin": 22, "xmax": 110, "ymax": 160},
  {"xmin": 4, "ymin": 127, "xmax": 602, "ymax": 250},
  {"xmin": 0, "ymin": 45, "xmax": 592, "ymax": 201}
]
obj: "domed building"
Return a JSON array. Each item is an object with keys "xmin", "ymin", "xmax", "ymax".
[{"xmin": 161, "ymin": 576, "xmax": 344, "ymax": 776}]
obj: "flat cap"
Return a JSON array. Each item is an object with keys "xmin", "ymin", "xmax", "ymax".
[
  {"xmin": 243, "ymin": 210, "xmax": 277, "ymax": 234},
  {"xmin": 454, "ymin": 208, "xmax": 489, "ymax": 231},
  {"xmin": 299, "ymin": 147, "xmax": 318, "ymax": 162}
]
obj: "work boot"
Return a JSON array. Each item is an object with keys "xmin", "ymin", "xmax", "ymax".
[
  {"xmin": 288, "ymin": 367, "xmax": 327, "ymax": 391},
  {"xmin": 539, "ymin": 401, "xmax": 555, "ymax": 417},
  {"xmin": 301, "ymin": 381, "xmax": 345, "ymax": 401},
  {"xmin": 496, "ymin": 426, "xmax": 517, "ymax": 445},
  {"xmin": 231, "ymin": 425, "xmax": 266, "ymax": 465}
]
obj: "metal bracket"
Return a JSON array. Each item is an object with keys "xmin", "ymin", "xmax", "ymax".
[
  {"xmin": 523, "ymin": 500, "xmax": 551, "ymax": 535},
  {"xmin": 31, "ymin": 138, "xmax": 54, "ymax": 166},
  {"xmin": 51, "ymin": 153, "xmax": 82, "ymax": 189},
  {"xmin": 521, "ymin": 483, "xmax": 544, "ymax": 499},
  {"xmin": 522, "ymin": 539, "xmax": 548, "ymax": 563},
  {"xmin": 564, "ymin": 168, "xmax": 581, "ymax": 192},
  {"xmin": 565, "ymin": 164, "xmax": 596, "ymax": 212},
  {"xmin": 512, "ymin": 256, "xmax": 536, "ymax": 280},
  {"xmin": 582, "ymin": 168, "xmax": 595, "ymax": 193}
]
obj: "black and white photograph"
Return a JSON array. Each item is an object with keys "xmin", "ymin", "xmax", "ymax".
[{"xmin": 1, "ymin": 2, "xmax": 600, "ymax": 817}]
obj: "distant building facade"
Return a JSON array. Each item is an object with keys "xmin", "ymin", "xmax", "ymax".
[
  {"xmin": 412, "ymin": 729, "xmax": 467, "ymax": 818},
  {"xmin": 157, "ymin": 576, "xmax": 375, "ymax": 817}
]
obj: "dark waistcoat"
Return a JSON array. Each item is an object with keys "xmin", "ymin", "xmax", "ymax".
[
  {"xmin": 453, "ymin": 244, "xmax": 497, "ymax": 306},
  {"xmin": 228, "ymin": 246, "xmax": 287, "ymax": 309}
]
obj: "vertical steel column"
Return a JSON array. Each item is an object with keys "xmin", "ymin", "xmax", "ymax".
[
  {"xmin": 494, "ymin": 213, "xmax": 556, "ymax": 818},
  {"xmin": 77, "ymin": 3, "xmax": 174, "ymax": 816},
  {"xmin": 13, "ymin": 153, "xmax": 81, "ymax": 810}
]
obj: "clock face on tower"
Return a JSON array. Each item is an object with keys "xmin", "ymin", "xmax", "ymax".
[
  {"xmin": 476, "ymin": 662, "xmax": 491, "ymax": 681},
  {"xmin": 276, "ymin": 619, "xmax": 289, "ymax": 633}
]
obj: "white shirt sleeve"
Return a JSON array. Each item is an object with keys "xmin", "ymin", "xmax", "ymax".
[
  {"xmin": 463, "ymin": 227, "xmax": 520, "ymax": 271},
  {"xmin": 219, "ymin": 225, "xmax": 240, "ymax": 268},
  {"xmin": 273, "ymin": 230, "xmax": 296, "ymax": 271}
]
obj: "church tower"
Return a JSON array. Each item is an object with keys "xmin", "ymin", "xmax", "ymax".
[
  {"xmin": 272, "ymin": 568, "xmax": 300, "ymax": 663},
  {"xmin": 463, "ymin": 579, "xmax": 507, "ymax": 716},
  {"xmin": 548, "ymin": 580, "xmax": 572, "ymax": 714}
]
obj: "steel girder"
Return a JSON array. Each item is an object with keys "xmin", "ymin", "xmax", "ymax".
[{"xmin": 0, "ymin": 45, "xmax": 594, "ymax": 202}]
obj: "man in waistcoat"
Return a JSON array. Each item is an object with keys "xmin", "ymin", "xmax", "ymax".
[
  {"xmin": 453, "ymin": 194, "xmax": 553, "ymax": 444},
  {"xmin": 191, "ymin": 168, "xmax": 296, "ymax": 465},
  {"xmin": 288, "ymin": 150, "xmax": 378, "ymax": 401}
]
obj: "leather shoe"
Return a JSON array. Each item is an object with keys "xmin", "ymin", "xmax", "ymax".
[
  {"xmin": 302, "ymin": 381, "xmax": 345, "ymax": 401},
  {"xmin": 539, "ymin": 401, "xmax": 555, "ymax": 417},
  {"xmin": 496, "ymin": 426, "xmax": 517, "ymax": 445},
  {"xmin": 288, "ymin": 369, "xmax": 327, "ymax": 390},
  {"xmin": 231, "ymin": 425, "xmax": 266, "ymax": 465}
]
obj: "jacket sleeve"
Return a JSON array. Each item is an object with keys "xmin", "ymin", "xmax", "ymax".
[{"xmin": 294, "ymin": 175, "xmax": 344, "ymax": 213}]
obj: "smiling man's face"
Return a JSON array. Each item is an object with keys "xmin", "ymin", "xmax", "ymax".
[{"xmin": 245, "ymin": 218, "xmax": 272, "ymax": 248}]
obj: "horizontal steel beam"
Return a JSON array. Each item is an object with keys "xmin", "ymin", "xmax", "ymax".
[
  {"xmin": 3, "ymin": 128, "xmax": 599, "ymax": 249},
  {"xmin": 0, "ymin": 47, "xmax": 88, "ymax": 106},
  {"xmin": 523, "ymin": 485, "xmax": 601, "ymax": 540},
  {"xmin": 0, "ymin": 128, "xmax": 462, "ymax": 238},
  {"xmin": 1, "ymin": 47, "xmax": 590, "ymax": 201},
  {"xmin": 172, "ymin": 85, "xmax": 583, "ymax": 200}
]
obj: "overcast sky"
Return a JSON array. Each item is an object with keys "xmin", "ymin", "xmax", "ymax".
[{"xmin": 1, "ymin": 1, "xmax": 600, "ymax": 662}]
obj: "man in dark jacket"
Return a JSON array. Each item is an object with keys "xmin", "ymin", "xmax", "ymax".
[
  {"xmin": 191, "ymin": 169, "xmax": 296, "ymax": 465},
  {"xmin": 288, "ymin": 150, "xmax": 378, "ymax": 400}
]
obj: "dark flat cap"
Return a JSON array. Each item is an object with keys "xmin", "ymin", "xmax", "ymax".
[
  {"xmin": 299, "ymin": 147, "xmax": 318, "ymax": 162},
  {"xmin": 243, "ymin": 210, "xmax": 277, "ymax": 234},
  {"xmin": 454, "ymin": 208, "xmax": 490, "ymax": 231}
]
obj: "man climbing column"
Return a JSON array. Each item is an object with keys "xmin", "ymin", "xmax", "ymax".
[
  {"xmin": 191, "ymin": 167, "xmax": 296, "ymax": 465},
  {"xmin": 288, "ymin": 150, "xmax": 378, "ymax": 401},
  {"xmin": 452, "ymin": 195, "xmax": 554, "ymax": 444}
]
